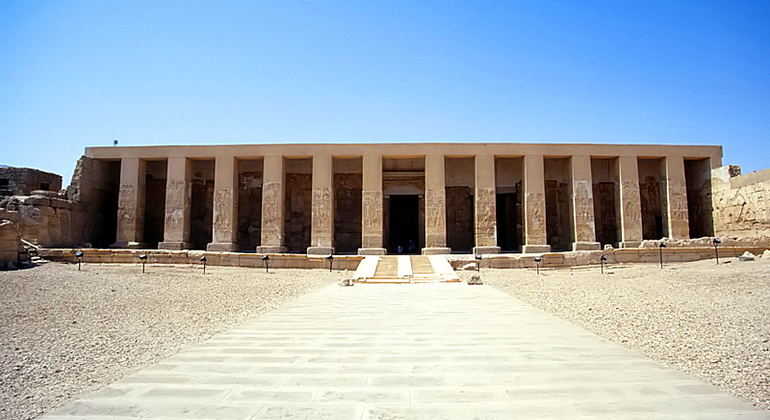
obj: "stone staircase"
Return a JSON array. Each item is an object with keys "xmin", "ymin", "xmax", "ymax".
[{"xmin": 353, "ymin": 255, "xmax": 460, "ymax": 283}]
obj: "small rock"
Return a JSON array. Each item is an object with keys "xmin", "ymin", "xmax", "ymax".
[
  {"xmin": 338, "ymin": 278, "xmax": 354, "ymax": 287},
  {"xmin": 467, "ymin": 274, "xmax": 483, "ymax": 285},
  {"xmin": 739, "ymin": 251, "xmax": 755, "ymax": 262},
  {"xmin": 761, "ymin": 249, "xmax": 770, "ymax": 259},
  {"xmin": 462, "ymin": 263, "xmax": 477, "ymax": 271}
]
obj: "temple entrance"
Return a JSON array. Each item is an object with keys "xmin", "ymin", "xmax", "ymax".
[{"xmin": 388, "ymin": 195, "xmax": 420, "ymax": 254}]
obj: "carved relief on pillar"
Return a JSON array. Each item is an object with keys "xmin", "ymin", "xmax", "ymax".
[
  {"xmin": 525, "ymin": 191, "xmax": 547, "ymax": 244},
  {"xmin": 475, "ymin": 187, "xmax": 496, "ymax": 247},
  {"xmin": 425, "ymin": 189, "xmax": 446, "ymax": 247},
  {"xmin": 164, "ymin": 179, "xmax": 187, "ymax": 235},
  {"xmin": 668, "ymin": 178, "xmax": 689, "ymax": 237},
  {"xmin": 362, "ymin": 190, "xmax": 383, "ymax": 248},
  {"xmin": 213, "ymin": 187, "xmax": 234, "ymax": 239},
  {"xmin": 312, "ymin": 187, "xmax": 332, "ymax": 235},
  {"xmin": 573, "ymin": 180, "xmax": 596, "ymax": 242},
  {"xmin": 117, "ymin": 184, "xmax": 137, "ymax": 226},
  {"xmin": 261, "ymin": 181, "xmax": 282, "ymax": 241},
  {"xmin": 620, "ymin": 180, "xmax": 642, "ymax": 232}
]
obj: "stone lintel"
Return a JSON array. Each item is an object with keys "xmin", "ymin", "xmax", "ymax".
[
  {"xmin": 572, "ymin": 241, "xmax": 601, "ymax": 251},
  {"xmin": 421, "ymin": 247, "xmax": 451, "ymax": 255},
  {"xmin": 619, "ymin": 241, "xmax": 641, "ymax": 248},
  {"xmin": 307, "ymin": 246, "xmax": 335, "ymax": 256},
  {"xmin": 358, "ymin": 247, "xmax": 387, "ymax": 256},
  {"xmin": 256, "ymin": 245, "xmax": 287, "ymax": 253},
  {"xmin": 158, "ymin": 241, "xmax": 191, "ymax": 250},
  {"xmin": 472, "ymin": 246, "xmax": 500, "ymax": 255},
  {"xmin": 206, "ymin": 242, "xmax": 238, "ymax": 252},
  {"xmin": 522, "ymin": 244, "xmax": 551, "ymax": 253}
]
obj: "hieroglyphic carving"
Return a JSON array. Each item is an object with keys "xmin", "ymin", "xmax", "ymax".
[
  {"xmin": 362, "ymin": 190, "xmax": 383, "ymax": 249},
  {"xmin": 573, "ymin": 180, "xmax": 596, "ymax": 242},
  {"xmin": 312, "ymin": 187, "xmax": 332, "ymax": 236},
  {"xmin": 425, "ymin": 189, "xmax": 446, "ymax": 247},
  {"xmin": 667, "ymin": 178, "xmax": 689, "ymax": 238},
  {"xmin": 213, "ymin": 187, "xmax": 234, "ymax": 242},
  {"xmin": 525, "ymin": 191, "xmax": 547, "ymax": 245},
  {"xmin": 619, "ymin": 180, "xmax": 642, "ymax": 241},
  {"xmin": 117, "ymin": 183, "xmax": 136, "ymax": 225},
  {"xmin": 261, "ymin": 181, "xmax": 282, "ymax": 244},
  {"xmin": 164, "ymin": 179, "xmax": 187, "ymax": 238},
  {"xmin": 475, "ymin": 188, "xmax": 496, "ymax": 246},
  {"xmin": 362, "ymin": 190, "xmax": 382, "ymax": 231}
]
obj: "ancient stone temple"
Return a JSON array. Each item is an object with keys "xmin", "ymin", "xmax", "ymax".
[{"xmin": 81, "ymin": 143, "xmax": 722, "ymax": 255}]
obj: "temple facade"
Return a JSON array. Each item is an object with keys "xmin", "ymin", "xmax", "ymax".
[{"xmin": 82, "ymin": 143, "xmax": 722, "ymax": 255}]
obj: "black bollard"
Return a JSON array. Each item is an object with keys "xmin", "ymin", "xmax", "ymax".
[
  {"xmin": 262, "ymin": 254, "xmax": 269, "ymax": 273},
  {"xmin": 658, "ymin": 243, "xmax": 666, "ymax": 269},
  {"xmin": 534, "ymin": 255, "xmax": 542, "ymax": 275},
  {"xmin": 75, "ymin": 251, "xmax": 84, "ymax": 271},
  {"xmin": 139, "ymin": 254, "xmax": 148, "ymax": 273},
  {"xmin": 713, "ymin": 238, "xmax": 721, "ymax": 264},
  {"xmin": 200, "ymin": 255, "xmax": 207, "ymax": 274}
]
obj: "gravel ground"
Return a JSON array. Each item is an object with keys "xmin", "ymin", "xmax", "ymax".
[
  {"xmin": 481, "ymin": 256, "xmax": 770, "ymax": 410},
  {"xmin": 0, "ymin": 262, "xmax": 341, "ymax": 420}
]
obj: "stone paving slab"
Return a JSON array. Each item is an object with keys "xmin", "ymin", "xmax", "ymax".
[{"xmin": 41, "ymin": 283, "xmax": 770, "ymax": 420}]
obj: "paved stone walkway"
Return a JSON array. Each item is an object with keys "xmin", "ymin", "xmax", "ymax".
[{"xmin": 42, "ymin": 283, "xmax": 769, "ymax": 419}]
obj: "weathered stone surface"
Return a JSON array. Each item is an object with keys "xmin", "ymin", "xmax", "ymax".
[
  {"xmin": 739, "ymin": 251, "xmax": 755, "ymax": 261},
  {"xmin": 712, "ymin": 165, "xmax": 770, "ymax": 238},
  {"xmin": 467, "ymin": 273, "xmax": 483, "ymax": 284}
]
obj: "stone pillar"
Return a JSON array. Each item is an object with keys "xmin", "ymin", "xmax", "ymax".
[
  {"xmin": 473, "ymin": 155, "xmax": 500, "ymax": 254},
  {"xmin": 158, "ymin": 157, "xmax": 191, "ymax": 250},
  {"xmin": 257, "ymin": 155, "xmax": 287, "ymax": 253},
  {"xmin": 114, "ymin": 158, "xmax": 146, "ymax": 248},
  {"xmin": 207, "ymin": 156, "xmax": 238, "ymax": 252},
  {"xmin": 308, "ymin": 154, "xmax": 334, "ymax": 255},
  {"xmin": 571, "ymin": 155, "xmax": 601, "ymax": 250},
  {"xmin": 522, "ymin": 154, "xmax": 551, "ymax": 253},
  {"xmin": 666, "ymin": 156, "xmax": 690, "ymax": 239},
  {"xmin": 423, "ymin": 155, "xmax": 450, "ymax": 254},
  {"xmin": 618, "ymin": 156, "xmax": 642, "ymax": 247},
  {"xmin": 359, "ymin": 154, "xmax": 386, "ymax": 255}
]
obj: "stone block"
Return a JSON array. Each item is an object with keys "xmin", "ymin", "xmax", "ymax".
[{"xmin": 422, "ymin": 247, "xmax": 451, "ymax": 255}]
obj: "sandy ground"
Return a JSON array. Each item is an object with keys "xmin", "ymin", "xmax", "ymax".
[
  {"xmin": 2, "ymin": 257, "xmax": 769, "ymax": 419},
  {"xmin": 480, "ymin": 256, "xmax": 770, "ymax": 410},
  {"xmin": 0, "ymin": 263, "xmax": 342, "ymax": 420}
]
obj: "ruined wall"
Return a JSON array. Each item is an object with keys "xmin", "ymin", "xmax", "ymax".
[
  {"xmin": 712, "ymin": 165, "xmax": 770, "ymax": 238},
  {"xmin": 67, "ymin": 156, "xmax": 120, "ymax": 247},
  {"xmin": 0, "ymin": 220, "xmax": 20, "ymax": 264},
  {"xmin": 0, "ymin": 166, "xmax": 62, "ymax": 197}
]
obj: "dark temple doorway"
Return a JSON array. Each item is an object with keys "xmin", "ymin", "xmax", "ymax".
[
  {"xmin": 388, "ymin": 195, "xmax": 419, "ymax": 254},
  {"xmin": 496, "ymin": 192, "xmax": 520, "ymax": 252}
]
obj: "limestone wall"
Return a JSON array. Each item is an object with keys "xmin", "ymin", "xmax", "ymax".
[
  {"xmin": 0, "ymin": 219, "xmax": 20, "ymax": 264},
  {"xmin": 0, "ymin": 191, "xmax": 81, "ymax": 247},
  {"xmin": 0, "ymin": 166, "xmax": 62, "ymax": 197},
  {"xmin": 712, "ymin": 166, "xmax": 770, "ymax": 238}
]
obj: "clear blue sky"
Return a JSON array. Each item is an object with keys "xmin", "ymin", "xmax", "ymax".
[{"xmin": 1, "ymin": 1, "xmax": 768, "ymax": 185}]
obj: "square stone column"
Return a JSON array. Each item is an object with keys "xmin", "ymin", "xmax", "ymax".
[
  {"xmin": 158, "ymin": 157, "xmax": 191, "ymax": 250},
  {"xmin": 618, "ymin": 156, "xmax": 642, "ymax": 248},
  {"xmin": 571, "ymin": 155, "xmax": 601, "ymax": 250},
  {"xmin": 473, "ymin": 155, "xmax": 500, "ymax": 254},
  {"xmin": 358, "ymin": 154, "xmax": 386, "ymax": 255},
  {"xmin": 257, "ymin": 155, "xmax": 287, "ymax": 253},
  {"xmin": 522, "ymin": 154, "xmax": 551, "ymax": 253},
  {"xmin": 114, "ymin": 157, "xmax": 146, "ymax": 248},
  {"xmin": 308, "ymin": 154, "xmax": 334, "ymax": 255},
  {"xmin": 423, "ymin": 154, "xmax": 451, "ymax": 255},
  {"xmin": 666, "ymin": 156, "xmax": 690, "ymax": 239},
  {"xmin": 207, "ymin": 156, "xmax": 238, "ymax": 252}
]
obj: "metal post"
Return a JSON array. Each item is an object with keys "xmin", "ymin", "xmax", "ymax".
[
  {"xmin": 534, "ymin": 255, "xmax": 542, "ymax": 275},
  {"xmin": 262, "ymin": 255, "xmax": 269, "ymax": 273},
  {"xmin": 658, "ymin": 243, "xmax": 666, "ymax": 269},
  {"xmin": 200, "ymin": 255, "xmax": 207, "ymax": 274},
  {"xmin": 139, "ymin": 254, "xmax": 147, "ymax": 273},
  {"xmin": 713, "ymin": 238, "xmax": 721, "ymax": 264},
  {"xmin": 327, "ymin": 255, "xmax": 334, "ymax": 272}
]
